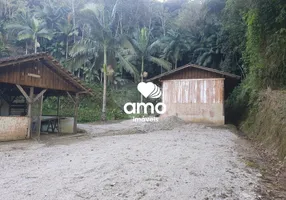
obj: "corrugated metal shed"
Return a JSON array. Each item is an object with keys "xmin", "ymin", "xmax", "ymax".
[
  {"xmin": 148, "ymin": 64, "xmax": 240, "ymax": 125},
  {"xmin": 162, "ymin": 79, "xmax": 224, "ymax": 124},
  {"xmin": 163, "ymin": 79, "xmax": 224, "ymax": 104}
]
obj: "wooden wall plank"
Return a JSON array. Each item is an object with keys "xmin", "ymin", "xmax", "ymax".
[{"xmin": 0, "ymin": 62, "xmax": 79, "ymax": 92}]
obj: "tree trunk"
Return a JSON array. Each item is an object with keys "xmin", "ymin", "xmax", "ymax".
[
  {"xmin": 34, "ymin": 37, "xmax": 37, "ymax": 53},
  {"xmin": 162, "ymin": 18, "xmax": 166, "ymax": 37},
  {"xmin": 25, "ymin": 41, "xmax": 28, "ymax": 55},
  {"xmin": 100, "ymin": 71, "xmax": 103, "ymax": 85},
  {"xmin": 140, "ymin": 56, "xmax": 144, "ymax": 104},
  {"xmin": 72, "ymin": 0, "xmax": 76, "ymax": 43},
  {"xmin": 175, "ymin": 58, "xmax": 178, "ymax": 69},
  {"xmin": 101, "ymin": 43, "xmax": 107, "ymax": 121},
  {"xmin": 120, "ymin": 14, "xmax": 123, "ymax": 34},
  {"xmin": 66, "ymin": 37, "xmax": 69, "ymax": 60}
]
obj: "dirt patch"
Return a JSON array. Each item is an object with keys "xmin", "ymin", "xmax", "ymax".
[
  {"xmin": 138, "ymin": 116, "xmax": 186, "ymax": 133},
  {"xmin": 230, "ymin": 125, "xmax": 286, "ymax": 200},
  {"xmin": 78, "ymin": 116, "xmax": 186, "ymax": 137},
  {"xmin": 241, "ymin": 142, "xmax": 286, "ymax": 200}
]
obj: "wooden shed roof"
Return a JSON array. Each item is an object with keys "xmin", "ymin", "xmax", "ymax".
[
  {"xmin": 147, "ymin": 64, "xmax": 241, "ymax": 82},
  {"xmin": 0, "ymin": 53, "xmax": 92, "ymax": 94}
]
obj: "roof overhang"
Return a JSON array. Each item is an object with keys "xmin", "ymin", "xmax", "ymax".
[
  {"xmin": 0, "ymin": 53, "xmax": 92, "ymax": 95},
  {"xmin": 147, "ymin": 64, "xmax": 241, "ymax": 82}
]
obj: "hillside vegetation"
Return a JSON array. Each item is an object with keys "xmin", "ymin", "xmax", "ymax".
[{"xmin": 241, "ymin": 90, "xmax": 286, "ymax": 159}]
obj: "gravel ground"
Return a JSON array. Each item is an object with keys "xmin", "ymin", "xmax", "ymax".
[{"xmin": 0, "ymin": 119, "xmax": 260, "ymax": 200}]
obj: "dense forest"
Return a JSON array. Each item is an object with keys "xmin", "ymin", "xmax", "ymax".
[{"xmin": 1, "ymin": 0, "xmax": 286, "ymax": 130}]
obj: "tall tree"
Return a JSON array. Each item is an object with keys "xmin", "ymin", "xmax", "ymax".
[
  {"xmin": 160, "ymin": 29, "xmax": 191, "ymax": 69},
  {"xmin": 123, "ymin": 27, "xmax": 172, "ymax": 81},
  {"xmin": 71, "ymin": 1, "xmax": 120, "ymax": 121},
  {"xmin": 6, "ymin": 12, "xmax": 53, "ymax": 53},
  {"xmin": 56, "ymin": 20, "xmax": 78, "ymax": 60},
  {"xmin": 122, "ymin": 27, "xmax": 171, "ymax": 103},
  {"xmin": 0, "ymin": 37, "xmax": 8, "ymax": 58}
]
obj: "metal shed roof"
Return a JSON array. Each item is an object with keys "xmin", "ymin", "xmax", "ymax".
[{"xmin": 147, "ymin": 64, "xmax": 241, "ymax": 82}]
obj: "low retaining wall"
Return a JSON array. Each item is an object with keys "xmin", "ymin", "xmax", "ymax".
[{"xmin": 0, "ymin": 117, "xmax": 29, "ymax": 141}]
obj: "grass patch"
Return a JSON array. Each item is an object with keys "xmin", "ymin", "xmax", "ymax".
[{"xmin": 245, "ymin": 159, "xmax": 260, "ymax": 169}]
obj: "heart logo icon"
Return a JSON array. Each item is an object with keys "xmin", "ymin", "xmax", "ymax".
[
  {"xmin": 137, "ymin": 82, "xmax": 162, "ymax": 98},
  {"xmin": 137, "ymin": 82, "xmax": 155, "ymax": 98}
]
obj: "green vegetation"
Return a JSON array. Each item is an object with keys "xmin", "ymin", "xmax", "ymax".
[
  {"xmin": 42, "ymin": 85, "xmax": 131, "ymax": 122},
  {"xmin": 224, "ymin": 0, "xmax": 286, "ymax": 158}
]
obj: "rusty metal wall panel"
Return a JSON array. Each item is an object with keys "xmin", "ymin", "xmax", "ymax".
[
  {"xmin": 162, "ymin": 79, "xmax": 225, "ymax": 125},
  {"xmin": 163, "ymin": 79, "xmax": 224, "ymax": 104},
  {"xmin": 0, "ymin": 117, "xmax": 29, "ymax": 141}
]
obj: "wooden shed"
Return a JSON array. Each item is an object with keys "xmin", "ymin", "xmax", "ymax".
[
  {"xmin": 148, "ymin": 64, "xmax": 240, "ymax": 125},
  {"xmin": 0, "ymin": 53, "xmax": 91, "ymax": 141}
]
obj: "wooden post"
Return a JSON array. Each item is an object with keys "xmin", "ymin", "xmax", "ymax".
[
  {"xmin": 57, "ymin": 96, "xmax": 60, "ymax": 134},
  {"xmin": 27, "ymin": 87, "xmax": 34, "ymax": 138},
  {"xmin": 33, "ymin": 89, "xmax": 47, "ymax": 102},
  {"xmin": 73, "ymin": 93, "xmax": 79, "ymax": 134},
  {"xmin": 38, "ymin": 95, "xmax": 44, "ymax": 139},
  {"xmin": 16, "ymin": 85, "xmax": 47, "ymax": 138}
]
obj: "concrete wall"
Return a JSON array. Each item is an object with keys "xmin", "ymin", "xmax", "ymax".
[
  {"xmin": 162, "ymin": 79, "xmax": 225, "ymax": 125},
  {"xmin": 0, "ymin": 117, "xmax": 29, "ymax": 141}
]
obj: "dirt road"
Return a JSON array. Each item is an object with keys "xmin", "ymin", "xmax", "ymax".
[{"xmin": 0, "ymin": 119, "xmax": 260, "ymax": 200}]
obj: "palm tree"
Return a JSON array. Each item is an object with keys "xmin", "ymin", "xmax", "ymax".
[
  {"xmin": 122, "ymin": 27, "xmax": 171, "ymax": 103},
  {"xmin": 56, "ymin": 20, "xmax": 78, "ymax": 60},
  {"xmin": 34, "ymin": 0, "xmax": 66, "ymax": 30},
  {"xmin": 192, "ymin": 33, "xmax": 223, "ymax": 69},
  {"xmin": 70, "ymin": 1, "xmax": 124, "ymax": 121},
  {"xmin": 0, "ymin": 39, "xmax": 9, "ymax": 58},
  {"xmin": 160, "ymin": 29, "xmax": 191, "ymax": 69},
  {"xmin": 0, "ymin": 22, "xmax": 9, "ymax": 58},
  {"xmin": 6, "ymin": 12, "xmax": 53, "ymax": 53},
  {"xmin": 123, "ymin": 27, "xmax": 172, "ymax": 82}
]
